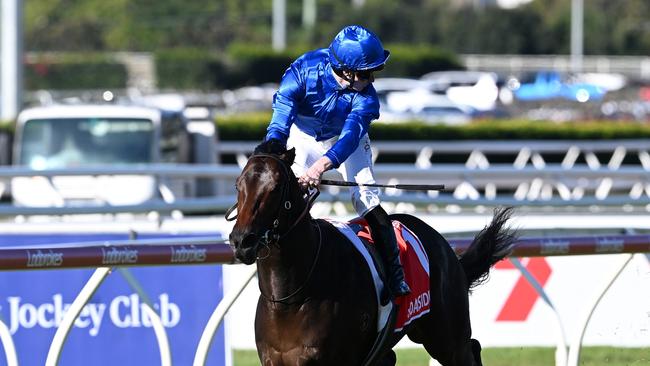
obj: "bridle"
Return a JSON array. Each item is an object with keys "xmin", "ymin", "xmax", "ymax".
[
  {"xmin": 226, "ymin": 153, "xmax": 318, "ymax": 247},
  {"xmin": 227, "ymin": 152, "xmax": 322, "ymax": 303}
]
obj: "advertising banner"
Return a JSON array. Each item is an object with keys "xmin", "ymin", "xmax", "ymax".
[
  {"xmin": 468, "ymin": 253, "xmax": 650, "ymax": 347},
  {"xmin": 224, "ymin": 252, "xmax": 650, "ymax": 349},
  {"xmin": 0, "ymin": 233, "xmax": 226, "ymax": 366}
]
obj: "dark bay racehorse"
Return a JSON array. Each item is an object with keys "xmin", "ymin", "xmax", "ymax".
[{"xmin": 229, "ymin": 141, "xmax": 517, "ymax": 366}]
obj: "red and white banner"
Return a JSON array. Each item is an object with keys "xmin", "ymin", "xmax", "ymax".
[{"xmin": 459, "ymin": 253, "xmax": 650, "ymax": 347}]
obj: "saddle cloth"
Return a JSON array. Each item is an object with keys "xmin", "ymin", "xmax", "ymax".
[{"xmin": 326, "ymin": 218, "xmax": 431, "ymax": 333}]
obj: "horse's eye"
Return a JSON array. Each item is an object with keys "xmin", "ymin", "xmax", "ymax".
[{"xmin": 234, "ymin": 180, "xmax": 244, "ymax": 192}]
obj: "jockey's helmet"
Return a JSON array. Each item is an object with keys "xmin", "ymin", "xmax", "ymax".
[{"xmin": 328, "ymin": 25, "xmax": 390, "ymax": 73}]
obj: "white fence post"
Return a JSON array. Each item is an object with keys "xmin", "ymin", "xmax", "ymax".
[
  {"xmin": 566, "ymin": 253, "xmax": 634, "ymax": 366},
  {"xmin": 194, "ymin": 265, "xmax": 258, "ymax": 366},
  {"xmin": 0, "ymin": 316, "xmax": 18, "ymax": 366},
  {"xmin": 510, "ymin": 257, "xmax": 568, "ymax": 366},
  {"xmin": 45, "ymin": 267, "xmax": 112, "ymax": 366}
]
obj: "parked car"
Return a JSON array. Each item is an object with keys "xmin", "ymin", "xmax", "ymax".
[
  {"xmin": 420, "ymin": 71, "xmax": 500, "ymax": 112},
  {"xmin": 380, "ymin": 89, "xmax": 472, "ymax": 125},
  {"xmin": 372, "ymin": 78, "xmax": 431, "ymax": 111},
  {"xmin": 573, "ymin": 73, "xmax": 627, "ymax": 92},
  {"xmin": 509, "ymin": 71, "xmax": 607, "ymax": 103},
  {"xmin": 372, "ymin": 77, "xmax": 472, "ymax": 124},
  {"xmin": 11, "ymin": 104, "xmax": 214, "ymax": 207}
]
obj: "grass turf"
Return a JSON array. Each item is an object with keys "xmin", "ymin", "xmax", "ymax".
[{"xmin": 233, "ymin": 347, "xmax": 650, "ymax": 365}]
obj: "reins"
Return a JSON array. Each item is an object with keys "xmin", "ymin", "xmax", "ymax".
[{"xmin": 260, "ymin": 221, "xmax": 322, "ymax": 303}]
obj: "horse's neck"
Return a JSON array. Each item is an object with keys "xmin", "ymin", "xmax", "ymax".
[{"xmin": 256, "ymin": 218, "xmax": 318, "ymax": 300}]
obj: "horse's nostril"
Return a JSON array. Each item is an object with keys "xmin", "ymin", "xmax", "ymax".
[
  {"xmin": 242, "ymin": 233, "xmax": 259, "ymax": 247},
  {"xmin": 231, "ymin": 231, "xmax": 261, "ymax": 265},
  {"xmin": 230, "ymin": 231, "xmax": 259, "ymax": 249}
]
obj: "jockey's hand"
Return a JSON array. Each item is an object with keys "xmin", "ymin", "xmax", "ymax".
[{"xmin": 299, "ymin": 156, "xmax": 333, "ymax": 189}]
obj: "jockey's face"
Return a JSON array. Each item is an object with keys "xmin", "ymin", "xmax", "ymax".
[{"xmin": 340, "ymin": 70, "xmax": 374, "ymax": 91}]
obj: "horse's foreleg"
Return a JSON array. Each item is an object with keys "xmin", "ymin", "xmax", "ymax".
[
  {"xmin": 453, "ymin": 339, "xmax": 482, "ymax": 366},
  {"xmin": 420, "ymin": 340, "xmax": 477, "ymax": 366},
  {"xmin": 470, "ymin": 339, "xmax": 483, "ymax": 366}
]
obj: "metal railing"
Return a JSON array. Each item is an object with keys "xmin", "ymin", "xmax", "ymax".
[
  {"xmin": 1, "ymin": 163, "xmax": 650, "ymax": 216},
  {"xmin": 1, "ymin": 140, "xmax": 649, "ymax": 216},
  {"xmin": 219, "ymin": 139, "xmax": 650, "ymax": 213},
  {"xmin": 217, "ymin": 140, "xmax": 650, "ymax": 170}
]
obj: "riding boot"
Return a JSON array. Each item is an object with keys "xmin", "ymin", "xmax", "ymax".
[{"xmin": 364, "ymin": 205, "xmax": 411, "ymax": 300}]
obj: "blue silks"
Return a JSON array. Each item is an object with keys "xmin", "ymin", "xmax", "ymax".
[{"xmin": 265, "ymin": 48, "xmax": 380, "ymax": 168}]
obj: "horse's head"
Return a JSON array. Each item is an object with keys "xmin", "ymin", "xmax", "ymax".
[{"xmin": 229, "ymin": 140, "xmax": 301, "ymax": 264}]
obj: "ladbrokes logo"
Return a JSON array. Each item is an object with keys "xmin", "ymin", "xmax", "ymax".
[
  {"xmin": 101, "ymin": 247, "xmax": 138, "ymax": 265},
  {"xmin": 170, "ymin": 245, "xmax": 207, "ymax": 263},
  {"xmin": 3, "ymin": 293, "xmax": 180, "ymax": 336},
  {"xmin": 540, "ymin": 239, "xmax": 570, "ymax": 255},
  {"xmin": 595, "ymin": 237, "xmax": 624, "ymax": 253},
  {"xmin": 26, "ymin": 250, "xmax": 63, "ymax": 268}
]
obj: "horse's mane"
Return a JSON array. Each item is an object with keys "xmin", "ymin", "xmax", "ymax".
[
  {"xmin": 253, "ymin": 139, "xmax": 296, "ymax": 165},
  {"xmin": 254, "ymin": 139, "xmax": 287, "ymax": 156}
]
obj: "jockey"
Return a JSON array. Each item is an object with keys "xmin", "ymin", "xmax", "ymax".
[{"xmin": 264, "ymin": 25, "xmax": 411, "ymax": 301}]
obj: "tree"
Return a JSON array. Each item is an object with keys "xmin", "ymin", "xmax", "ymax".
[{"xmin": 23, "ymin": 0, "xmax": 650, "ymax": 55}]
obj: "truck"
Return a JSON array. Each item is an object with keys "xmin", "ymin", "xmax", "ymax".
[{"xmin": 10, "ymin": 104, "xmax": 216, "ymax": 207}]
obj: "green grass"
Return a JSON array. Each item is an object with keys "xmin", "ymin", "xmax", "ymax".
[{"xmin": 233, "ymin": 347, "xmax": 650, "ymax": 365}]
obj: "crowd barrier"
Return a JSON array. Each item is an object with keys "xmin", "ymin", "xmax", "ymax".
[{"xmin": 0, "ymin": 233, "xmax": 647, "ymax": 366}]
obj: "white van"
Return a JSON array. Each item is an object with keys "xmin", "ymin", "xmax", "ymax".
[
  {"xmin": 11, "ymin": 104, "xmax": 200, "ymax": 207},
  {"xmin": 420, "ymin": 71, "xmax": 500, "ymax": 112}
]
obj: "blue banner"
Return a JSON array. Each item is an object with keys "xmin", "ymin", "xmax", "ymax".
[{"xmin": 0, "ymin": 234, "xmax": 226, "ymax": 366}]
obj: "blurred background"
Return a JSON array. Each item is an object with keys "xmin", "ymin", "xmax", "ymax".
[
  {"xmin": 1, "ymin": 0, "xmax": 649, "ymax": 121},
  {"xmin": 2, "ymin": 0, "xmax": 650, "ymax": 211},
  {"xmin": 0, "ymin": 1, "xmax": 649, "ymax": 366}
]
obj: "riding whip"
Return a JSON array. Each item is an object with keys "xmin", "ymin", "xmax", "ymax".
[{"xmin": 320, "ymin": 179, "xmax": 444, "ymax": 191}]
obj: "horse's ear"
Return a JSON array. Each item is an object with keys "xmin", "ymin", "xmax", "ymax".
[
  {"xmin": 254, "ymin": 138, "xmax": 286, "ymax": 155},
  {"xmin": 281, "ymin": 147, "xmax": 296, "ymax": 165}
]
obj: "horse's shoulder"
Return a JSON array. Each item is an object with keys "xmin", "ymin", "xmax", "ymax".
[
  {"xmin": 313, "ymin": 218, "xmax": 375, "ymax": 257},
  {"xmin": 313, "ymin": 219, "xmax": 360, "ymax": 248},
  {"xmin": 313, "ymin": 218, "xmax": 346, "ymax": 238}
]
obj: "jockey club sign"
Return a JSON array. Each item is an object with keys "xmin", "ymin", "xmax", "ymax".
[
  {"xmin": 0, "ymin": 233, "xmax": 228, "ymax": 366},
  {"xmin": 5, "ymin": 293, "xmax": 180, "ymax": 336}
]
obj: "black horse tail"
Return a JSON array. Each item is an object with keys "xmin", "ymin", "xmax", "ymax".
[{"xmin": 459, "ymin": 207, "xmax": 518, "ymax": 290}]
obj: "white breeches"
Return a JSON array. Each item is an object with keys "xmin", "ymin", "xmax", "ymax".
[{"xmin": 286, "ymin": 124, "xmax": 380, "ymax": 216}]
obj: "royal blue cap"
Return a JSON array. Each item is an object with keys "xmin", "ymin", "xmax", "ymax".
[{"xmin": 329, "ymin": 25, "xmax": 390, "ymax": 71}]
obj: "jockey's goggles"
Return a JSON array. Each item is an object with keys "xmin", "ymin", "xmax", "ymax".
[
  {"xmin": 333, "ymin": 65, "xmax": 384, "ymax": 82},
  {"xmin": 355, "ymin": 65, "xmax": 384, "ymax": 80}
]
